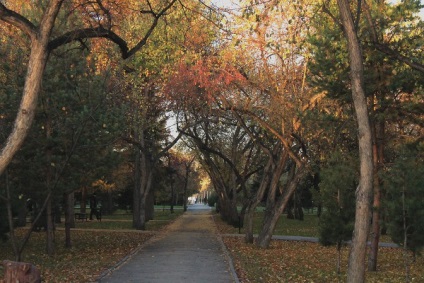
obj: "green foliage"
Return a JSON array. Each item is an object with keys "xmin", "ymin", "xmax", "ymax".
[
  {"xmin": 384, "ymin": 142, "xmax": 424, "ymax": 254},
  {"xmin": 208, "ymin": 192, "xmax": 218, "ymax": 207},
  {"xmin": 317, "ymin": 151, "xmax": 357, "ymax": 247},
  {"xmin": 1, "ymin": 43, "xmax": 126, "ymax": 213}
]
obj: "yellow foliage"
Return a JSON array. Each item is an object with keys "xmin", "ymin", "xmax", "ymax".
[{"xmin": 92, "ymin": 179, "xmax": 116, "ymax": 192}]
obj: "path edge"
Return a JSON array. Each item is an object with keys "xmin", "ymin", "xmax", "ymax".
[
  {"xmin": 95, "ymin": 215, "xmax": 183, "ymax": 282},
  {"xmin": 211, "ymin": 213, "xmax": 240, "ymax": 283}
]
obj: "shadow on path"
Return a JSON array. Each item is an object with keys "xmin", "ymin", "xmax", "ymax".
[{"xmin": 98, "ymin": 204, "xmax": 238, "ymax": 283}]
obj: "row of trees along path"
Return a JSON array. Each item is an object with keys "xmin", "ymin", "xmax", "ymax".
[{"xmin": 1, "ymin": 1, "xmax": 423, "ymax": 283}]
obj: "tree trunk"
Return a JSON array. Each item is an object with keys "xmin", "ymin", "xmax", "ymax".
[
  {"xmin": 5, "ymin": 170, "xmax": 19, "ymax": 260},
  {"xmin": 183, "ymin": 184, "xmax": 188, "ymax": 212},
  {"xmin": 182, "ymin": 163, "xmax": 192, "ymax": 212},
  {"xmin": 244, "ymin": 157, "xmax": 275, "ymax": 243},
  {"xmin": 133, "ymin": 149, "xmax": 141, "ymax": 228},
  {"xmin": 146, "ymin": 189, "xmax": 155, "ymax": 221},
  {"xmin": 219, "ymin": 196, "xmax": 239, "ymax": 227},
  {"xmin": 81, "ymin": 187, "xmax": 87, "ymax": 213},
  {"xmin": 257, "ymin": 206, "xmax": 280, "ymax": 248},
  {"xmin": 0, "ymin": 1, "xmax": 63, "ymax": 176},
  {"xmin": 244, "ymin": 207, "xmax": 255, "ymax": 244},
  {"xmin": 238, "ymin": 202, "xmax": 248, "ymax": 228},
  {"xmin": 46, "ymin": 197, "xmax": 55, "ymax": 256},
  {"xmin": 256, "ymin": 166, "xmax": 307, "ymax": 248},
  {"xmin": 337, "ymin": 1, "xmax": 374, "ymax": 282},
  {"xmin": 402, "ymin": 181, "xmax": 411, "ymax": 283},
  {"xmin": 337, "ymin": 242, "xmax": 342, "ymax": 274},
  {"xmin": 139, "ymin": 193, "xmax": 147, "ymax": 230},
  {"xmin": 368, "ymin": 121, "xmax": 384, "ymax": 271},
  {"xmin": 64, "ymin": 192, "xmax": 74, "ymax": 248},
  {"xmin": 134, "ymin": 149, "xmax": 153, "ymax": 230},
  {"xmin": 170, "ymin": 176, "xmax": 175, "ymax": 214},
  {"xmin": 16, "ymin": 197, "xmax": 27, "ymax": 227}
]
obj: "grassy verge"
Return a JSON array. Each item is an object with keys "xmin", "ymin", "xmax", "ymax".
[
  {"xmin": 214, "ymin": 214, "xmax": 424, "ymax": 282},
  {"xmin": 216, "ymin": 212, "xmax": 320, "ymax": 237},
  {"xmin": 216, "ymin": 211, "xmax": 393, "ymax": 242},
  {"xmin": 60, "ymin": 210, "xmax": 184, "ymax": 231},
  {"xmin": 0, "ymin": 210, "xmax": 184, "ymax": 282}
]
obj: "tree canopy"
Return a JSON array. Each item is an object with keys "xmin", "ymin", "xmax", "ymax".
[{"xmin": 1, "ymin": 0, "xmax": 423, "ymax": 281}]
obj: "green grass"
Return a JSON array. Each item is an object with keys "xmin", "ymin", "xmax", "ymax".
[
  {"xmin": 0, "ymin": 210, "xmax": 185, "ymax": 281},
  {"xmin": 0, "ymin": 229, "xmax": 154, "ymax": 282},
  {"xmin": 217, "ymin": 211, "xmax": 320, "ymax": 237},
  {"xmin": 217, "ymin": 211, "xmax": 394, "ymax": 243},
  {"xmin": 55, "ymin": 210, "xmax": 184, "ymax": 231}
]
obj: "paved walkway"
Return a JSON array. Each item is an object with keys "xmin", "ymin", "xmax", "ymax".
[{"xmin": 98, "ymin": 204, "xmax": 238, "ymax": 283}]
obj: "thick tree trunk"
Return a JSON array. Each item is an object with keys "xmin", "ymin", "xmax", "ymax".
[
  {"xmin": 0, "ymin": 43, "xmax": 48, "ymax": 176},
  {"xmin": 337, "ymin": 1, "xmax": 374, "ymax": 282},
  {"xmin": 146, "ymin": 190, "xmax": 155, "ymax": 221},
  {"xmin": 218, "ymin": 196, "xmax": 239, "ymax": 227},
  {"xmin": 256, "ymin": 166, "xmax": 307, "ymax": 248},
  {"xmin": 134, "ymin": 149, "xmax": 153, "ymax": 230},
  {"xmin": 138, "ymin": 193, "xmax": 147, "ymax": 230},
  {"xmin": 0, "ymin": 1, "xmax": 63, "ymax": 176},
  {"xmin": 257, "ymin": 207, "xmax": 279, "ymax": 248},
  {"xmin": 244, "ymin": 158, "xmax": 274, "ymax": 243},
  {"xmin": 244, "ymin": 207, "xmax": 255, "ymax": 243}
]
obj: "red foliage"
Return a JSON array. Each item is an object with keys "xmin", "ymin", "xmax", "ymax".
[{"xmin": 164, "ymin": 57, "xmax": 246, "ymax": 107}]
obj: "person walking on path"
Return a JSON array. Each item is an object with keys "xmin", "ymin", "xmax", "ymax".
[{"xmin": 98, "ymin": 203, "xmax": 238, "ymax": 283}]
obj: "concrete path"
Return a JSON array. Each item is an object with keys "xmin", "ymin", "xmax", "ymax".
[{"xmin": 98, "ymin": 204, "xmax": 238, "ymax": 283}]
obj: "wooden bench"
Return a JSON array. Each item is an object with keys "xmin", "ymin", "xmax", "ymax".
[{"xmin": 74, "ymin": 213, "xmax": 87, "ymax": 221}]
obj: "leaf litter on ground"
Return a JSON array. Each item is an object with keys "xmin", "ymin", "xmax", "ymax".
[{"xmin": 214, "ymin": 214, "xmax": 424, "ymax": 283}]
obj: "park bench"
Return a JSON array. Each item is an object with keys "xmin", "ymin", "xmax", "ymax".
[{"xmin": 74, "ymin": 213, "xmax": 88, "ymax": 221}]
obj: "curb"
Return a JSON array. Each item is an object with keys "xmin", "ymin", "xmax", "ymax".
[{"xmin": 212, "ymin": 215, "xmax": 240, "ymax": 283}]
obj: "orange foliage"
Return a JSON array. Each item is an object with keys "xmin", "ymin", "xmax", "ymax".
[{"xmin": 165, "ymin": 57, "xmax": 246, "ymax": 106}]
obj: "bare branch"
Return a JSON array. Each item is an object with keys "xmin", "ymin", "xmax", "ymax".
[
  {"xmin": 47, "ymin": 0, "xmax": 178, "ymax": 59},
  {"xmin": 126, "ymin": 0, "xmax": 178, "ymax": 58},
  {"xmin": 362, "ymin": 0, "xmax": 424, "ymax": 73},
  {"xmin": 48, "ymin": 27, "xmax": 129, "ymax": 55},
  {"xmin": 0, "ymin": 2, "xmax": 36, "ymax": 40},
  {"xmin": 374, "ymin": 43, "xmax": 424, "ymax": 73}
]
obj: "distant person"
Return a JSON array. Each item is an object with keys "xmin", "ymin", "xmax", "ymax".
[{"xmin": 89, "ymin": 193, "xmax": 98, "ymax": 220}]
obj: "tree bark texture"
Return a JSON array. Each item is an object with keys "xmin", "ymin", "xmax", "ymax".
[
  {"xmin": 0, "ymin": 0, "xmax": 177, "ymax": 177},
  {"xmin": 2, "ymin": 260, "xmax": 41, "ymax": 283},
  {"xmin": 0, "ymin": 0, "xmax": 63, "ymax": 176},
  {"xmin": 244, "ymin": 157, "xmax": 274, "ymax": 243},
  {"xmin": 337, "ymin": 0, "xmax": 374, "ymax": 282},
  {"xmin": 368, "ymin": 121, "xmax": 384, "ymax": 271},
  {"xmin": 134, "ymin": 145, "xmax": 153, "ymax": 230},
  {"xmin": 64, "ymin": 192, "xmax": 74, "ymax": 248},
  {"xmin": 256, "ymin": 165, "xmax": 308, "ymax": 248},
  {"xmin": 46, "ymin": 197, "xmax": 55, "ymax": 256}
]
